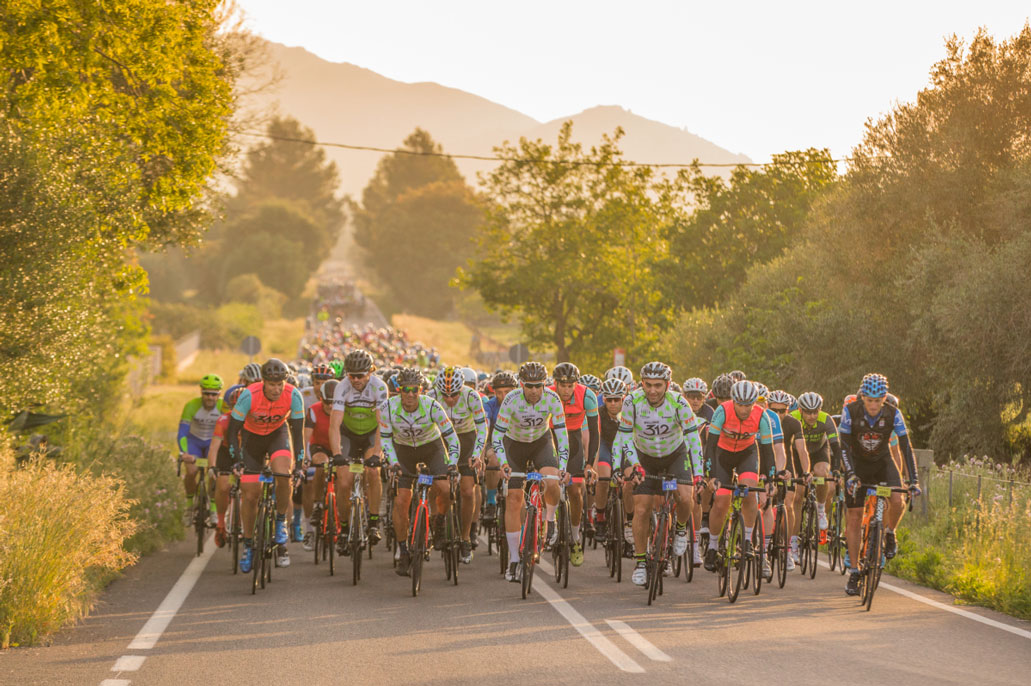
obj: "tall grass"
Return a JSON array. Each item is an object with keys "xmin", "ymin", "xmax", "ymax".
[
  {"xmin": 889, "ymin": 457, "xmax": 1031, "ymax": 619},
  {"xmin": 0, "ymin": 451, "xmax": 137, "ymax": 648}
]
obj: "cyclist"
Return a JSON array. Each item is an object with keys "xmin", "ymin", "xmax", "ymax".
[
  {"xmin": 614, "ymin": 362, "xmax": 704, "ymax": 586},
  {"xmin": 238, "ymin": 362, "xmax": 261, "ymax": 386},
  {"xmin": 753, "ymin": 381, "xmax": 787, "ymax": 580},
  {"xmin": 493, "ymin": 361, "xmax": 570, "ymax": 583},
  {"xmin": 591, "ymin": 377, "xmax": 631, "ymax": 544},
  {"xmin": 227, "ymin": 358, "xmax": 305, "ymax": 572},
  {"xmin": 698, "ymin": 373, "xmax": 734, "ymax": 548},
  {"xmin": 768, "ymin": 389, "xmax": 809, "ymax": 570},
  {"xmin": 301, "ymin": 378, "xmax": 338, "ymax": 551},
  {"xmin": 682, "ymin": 377, "xmax": 713, "ymax": 567},
  {"xmin": 427, "ymin": 366, "xmax": 488, "ymax": 564},
  {"xmin": 702, "ymin": 380, "xmax": 776, "ymax": 573},
  {"xmin": 483, "ymin": 371, "xmax": 518, "ymax": 519},
  {"xmin": 177, "ymin": 374, "xmax": 225, "ymax": 524},
  {"xmin": 206, "ymin": 384, "xmax": 245, "ymax": 547},
  {"xmin": 328, "ymin": 349, "xmax": 389, "ymax": 552},
  {"xmin": 790, "ymin": 392, "xmax": 841, "ymax": 535},
  {"xmin": 380, "ymin": 368, "xmax": 461, "ymax": 576},
  {"xmin": 549, "ymin": 362, "xmax": 599, "ymax": 567},
  {"xmin": 840, "ymin": 374, "xmax": 920, "ymax": 596},
  {"xmin": 605, "ymin": 366, "xmax": 634, "ymax": 392}
]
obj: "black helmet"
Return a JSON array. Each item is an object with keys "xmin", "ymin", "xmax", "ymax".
[
  {"xmin": 321, "ymin": 379, "xmax": 339, "ymax": 402},
  {"xmin": 711, "ymin": 373, "xmax": 733, "ymax": 399},
  {"xmin": 492, "ymin": 371, "xmax": 518, "ymax": 389},
  {"xmin": 518, "ymin": 361, "xmax": 548, "ymax": 383},
  {"xmin": 396, "ymin": 367, "xmax": 424, "ymax": 388},
  {"xmin": 344, "ymin": 349, "xmax": 375, "ymax": 374},
  {"xmin": 261, "ymin": 358, "xmax": 289, "ymax": 382},
  {"xmin": 552, "ymin": 362, "xmax": 580, "ymax": 383}
]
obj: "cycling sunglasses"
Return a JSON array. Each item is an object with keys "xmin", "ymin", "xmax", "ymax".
[
  {"xmin": 523, "ymin": 382, "xmax": 544, "ymax": 389},
  {"xmin": 443, "ymin": 392, "xmax": 461, "ymax": 399},
  {"xmin": 201, "ymin": 391, "xmax": 220, "ymax": 397},
  {"xmin": 348, "ymin": 373, "xmax": 368, "ymax": 379},
  {"xmin": 400, "ymin": 385, "xmax": 421, "ymax": 394}
]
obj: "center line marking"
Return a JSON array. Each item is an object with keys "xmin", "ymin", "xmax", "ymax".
[
  {"xmin": 111, "ymin": 655, "xmax": 146, "ymax": 672},
  {"xmin": 480, "ymin": 536, "xmax": 644, "ymax": 673},
  {"xmin": 605, "ymin": 619, "xmax": 672, "ymax": 662}
]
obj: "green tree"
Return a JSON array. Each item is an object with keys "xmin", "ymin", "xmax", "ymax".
[
  {"xmin": 351, "ymin": 129, "xmax": 478, "ymax": 316},
  {"xmin": 221, "ymin": 231, "xmax": 307, "ymax": 300},
  {"xmin": 458, "ymin": 122, "xmax": 680, "ymax": 367}
]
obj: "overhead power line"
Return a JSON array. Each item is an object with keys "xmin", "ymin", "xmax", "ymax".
[{"xmin": 235, "ymin": 130, "xmax": 874, "ymax": 169}]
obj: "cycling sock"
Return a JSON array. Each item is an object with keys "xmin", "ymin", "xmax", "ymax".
[
  {"xmin": 186, "ymin": 494, "xmax": 194, "ymax": 508},
  {"xmin": 369, "ymin": 514, "xmax": 379, "ymax": 524},
  {"xmin": 210, "ymin": 501, "xmax": 217, "ymax": 514},
  {"xmin": 506, "ymin": 532, "xmax": 521, "ymax": 563},
  {"xmin": 545, "ymin": 504, "xmax": 556, "ymax": 522},
  {"xmin": 275, "ymin": 513, "xmax": 286, "ymax": 523},
  {"xmin": 399, "ymin": 540, "xmax": 408, "ymax": 554},
  {"xmin": 790, "ymin": 535, "xmax": 799, "ymax": 546},
  {"xmin": 676, "ymin": 520, "xmax": 687, "ymax": 532},
  {"xmin": 745, "ymin": 526, "xmax": 753, "ymax": 541},
  {"xmin": 708, "ymin": 536, "xmax": 718, "ymax": 550},
  {"xmin": 572, "ymin": 525, "xmax": 581, "ymax": 541},
  {"xmin": 635, "ymin": 553, "xmax": 646, "ymax": 564},
  {"xmin": 486, "ymin": 489, "xmax": 497, "ymax": 505}
]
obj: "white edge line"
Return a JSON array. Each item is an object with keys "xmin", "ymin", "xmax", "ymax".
[
  {"xmin": 604, "ymin": 619, "xmax": 673, "ymax": 662},
  {"xmin": 479, "ymin": 536, "xmax": 644, "ymax": 673},
  {"xmin": 817, "ymin": 560, "xmax": 1031, "ymax": 640},
  {"xmin": 126, "ymin": 535, "xmax": 217, "ymax": 650},
  {"xmin": 111, "ymin": 655, "xmax": 146, "ymax": 672},
  {"xmin": 100, "ymin": 680, "xmax": 131, "ymax": 686}
]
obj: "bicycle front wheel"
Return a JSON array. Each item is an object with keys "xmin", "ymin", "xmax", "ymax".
[
  {"xmin": 775, "ymin": 505, "xmax": 788, "ymax": 588},
  {"xmin": 520, "ymin": 506, "xmax": 538, "ymax": 599},
  {"xmin": 251, "ymin": 499, "xmax": 265, "ymax": 595},
  {"xmin": 230, "ymin": 492, "xmax": 241, "ymax": 574},
  {"xmin": 327, "ymin": 498, "xmax": 337, "ymax": 576},
  {"xmin": 752, "ymin": 522, "xmax": 764, "ymax": 595},
  {"xmin": 411, "ymin": 514, "xmax": 426, "ymax": 597},
  {"xmin": 727, "ymin": 512, "xmax": 746, "ymax": 603},
  {"xmin": 195, "ymin": 490, "xmax": 207, "ymax": 557},
  {"xmin": 864, "ymin": 520, "xmax": 883, "ymax": 611}
]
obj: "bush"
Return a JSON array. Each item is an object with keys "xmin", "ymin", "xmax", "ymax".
[
  {"xmin": 0, "ymin": 453, "xmax": 137, "ymax": 648},
  {"xmin": 205, "ymin": 303, "xmax": 263, "ymax": 349},
  {"xmin": 148, "ymin": 301, "xmax": 209, "ymax": 340}
]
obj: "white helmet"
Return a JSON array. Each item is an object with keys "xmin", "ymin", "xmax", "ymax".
[
  {"xmin": 605, "ymin": 366, "xmax": 633, "ymax": 387},
  {"xmin": 461, "ymin": 367, "xmax": 477, "ymax": 387}
]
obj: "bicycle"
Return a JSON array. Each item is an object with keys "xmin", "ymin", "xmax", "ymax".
[
  {"xmin": 345, "ymin": 457, "xmax": 374, "ymax": 586},
  {"xmin": 856, "ymin": 482, "xmax": 912, "ymax": 611},
  {"xmin": 251, "ymin": 466, "xmax": 289, "ymax": 595},
  {"xmin": 581, "ymin": 475, "xmax": 596, "ymax": 551},
  {"xmin": 497, "ymin": 476, "xmax": 509, "ymax": 575},
  {"xmin": 552, "ymin": 481, "xmax": 573, "ymax": 589},
  {"xmin": 442, "ymin": 470, "xmax": 461, "ymax": 586},
  {"xmin": 227, "ymin": 472, "xmax": 242, "ymax": 574},
  {"xmin": 599, "ymin": 474, "xmax": 625, "ymax": 582},
  {"xmin": 407, "ymin": 463, "xmax": 435, "ymax": 597},
  {"xmin": 313, "ymin": 460, "xmax": 338, "ymax": 576},
  {"xmin": 481, "ymin": 465, "xmax": 502, "ymax": 559},
  {"xmin": 765, "ymin": 476, "xmax": 802, "ymax": 589},
  {"xmin": 798, "ymin": 477, "xmax": 820, "ymax": 579},
  {"xmin": 384, "ymin": 468, "xmax": 398, "ymax": 566},
  {"xmin": 514, "ymin": 470, "xmax": 558, "ymax": 599},
  {"xmin": 827, "ymin": 473, "xmax": 847, "ymax": 574},
  {"xmin": 641, "ymin": 473, "xmax": 681, "ymax": 606},
  {"xmin": 713, "ymin": 478, "xmax": 765, "ymax": 604},
  {"xmin": 178, "ymin": 456, "xmax": 214, "ymax": 557}
]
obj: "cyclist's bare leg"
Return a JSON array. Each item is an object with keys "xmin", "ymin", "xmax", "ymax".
[
  {"xmin": 791, "ymin": 488, "xmax": 804, "ymax": 536},
  {"xmin": 310, "ymin": 452, "xmax": 328, "ymax": 504},
  {"xmin": 270, "ymin": 454, "xmax": 292, "ymax": 516},
  {"xmin": 845, "ymin": 507, "xmax": 863, "ymax": 568},
  {"xmin": 434, "ymin": 479, "xmax": 450, "ymax": 516},
  {"xmin": 631, "ymin": 494, "xmax": 654, "ymax": 555},
  {"xmin": 568, "ymin": 481, "xmax": 583, "ymax": 528},
  {"xmin": 594, "ymin": 462, "xmax": 611, "ymax": 512},
  {"xmin": 183, "ymin": 459, "xmax": 199, "ymax": 497},
  {"xmin": 393, "ymin": 487, "xmax": 412, "ymax": 542},
  {"xmin": 814, "ymin": 462, "xmax": 831, "ymax": 502},
  {"xmin": 336, "ymin": 469, "xmax": 355, "ymax": 528},
  {"xmin": 675, "ymin": 484, "xmax": 695, "ymax": 525},
  {"xmin": 887, "ymin": 492, "xmax": 905, "ymax": 529},
  {"xmin": 241, "ymin": 481, "xmax": 259, "ymax": 538},
  {"xmin": 215, "ymin": 473, "xmax": 231, "ymax": 523},
  {"xmin": 460, "ymin": 474, "xmax": 476, "ymax": 540},
  {"xmin": 541, "ymin": 466, "xmax": 560, "ymax": 508},
  {"xmin": 783, "ymin": 489, "xmax": 796, "ymax": 536}
]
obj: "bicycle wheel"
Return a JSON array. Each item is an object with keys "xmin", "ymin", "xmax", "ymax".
[
  {"xmin": 451, "ymin": 504, "xmax": 461, "ymax": 585},
  {"xmin": 520, "ymin": 506, "xmax": 537, "ymax": 599},
  {"xmin": 351, "ymin": 508, "xmax": 363, "ymax": 585},
  {"xmin": 553, "ymin": 500, "xmax": 567, "ymax": 586},
  {"xmin": 752, "ymin": 522, "xmax": 764, "ymax": 595},
  {"xmin": 775, "ymin": 505, "xmax": 788, "ymax": 588},
  {"xmin": 195, "ymin": 489, "xmax": 207, "ymax": 557},
  {"xmin": 829, "ymin": 499, "xmax": 843, "ymax": 572},
  {"xmin": 411, "ymin": 512, "xmax": 426, "ymax": 597},
  {"xmin": 684, "ymin": 509, "xmax": 695, "ymax": 584},
  {"xmin": 863, "ymin": 520, "xmax": 882, "ymax": 611},
  {"xmin": 262, "ymin": 502, "xmax": 274, "ymax": 586},
  {"xmin": 327, "ymin": 498, "xmax": 337, "ymax": 577},
  {"xmin": 251, "ymin": 499, "xmax": 265, "ymax": 594},
  {"xmin": 717, "ymin": 532, "xmax": 729, "ymax": 598},
  {"xmin": 799, "ymin": 502, "xmax": 812, "ymax": 575},
  {"xmin": 611, "ymin": 497, "xmax": 623, "ymax": 582},
  {"xmin": 647, "ymin": 512, "xmax": 667, "ymax": 605},
  {"xmin": 230, "ymin": 492, "xmax": 240, "ymax": 574},
  {"xmin": 727, "ymin": 512, "xmax": 746, "ymax": 603},
  {"xmin": 807, "ymin": 507, "xmax": 819, "ymax": 580}
]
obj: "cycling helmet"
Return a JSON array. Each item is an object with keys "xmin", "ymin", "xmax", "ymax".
[
  {"xmin": 859, "ymin": 373, "xmax": 888, "ymax": 398},
  {"xmin": 387, "ymin": 374, "xmax": 401, "ymax": 394},
  {"xmin": 767, "ymin": 389, "xmax": 793, "ymax": 406},
  {"xmin": 477, "ymin": 371, "xmax": 489, "ymax": 383},
  {"xmin": 729, "ymin": 370, "xmax": 747, "ymax": 382},
  {"xmin": 518, "ymin": 361, "xmax": 548, "ymax": 383},
  {"xmin": 600, "ymin": 378, "xmax": 627, "ymax": 398},
  {"xmin": 312, "ymin": 363, "xmax": 334, "ymax": 380},
  {"xmin": 640, "ymin": 361, "xmax": 672, "ymax": 381},
  {"xmin": 396, "ymin": 367, "xmax": 424, "ymax": 388},
  {"xmin": 461, "ymin": 367, "xmax": 478, "ymax": 387},
  {"xmin": 492, "ymin": 371, "xmax": 518, "ymax": 389},
  {"xmin": 797, "ymin": 392, "xmax": 824, "ymax": 412},
  {"xmin": 668, "ymin": 381, "xmax": 682, "ymax": 394},
  {"xmin": 753, "ymin": 382, "xmax": 769, "ymax": 402},
  {"xmin": 240, "ymin": 363, "xmax": 262, "ymax": 384},
  {"xmin": 223, "ymin": 384, "xmax": 244, "ymax": 407},
  {"xmin": 260, "ymin": 358, "xmax": 289, "ymax": 382},
  {"xmin": 435, "ymin": 366, "xmax": 465, "ymax": 395},
  {"xmin": 711, "ymin": 374, "xmax": 734, "ymax": 399},
  {"xmin": 285, "ymin": 373, "xmax": 298, "ymax": 386},
  {"xmin": 344, "ymin": 349, "xmax": 375, "ymax": 374},
  {"xmin": 605, "ymin": 366, "xmax": 634, "ymax": 387},
  {"xmin": 579, "ymin": 374, "xmax": 602, "ymax": 393},
  {"xmin": 842, "ymin": 393, "xmax": 858, "ymax": 407},
  {"xmin": 296, "ymin": 373, "xmax": 312, "ymax": 389},
  {"xmin": 731, "ymin": 380, "xmax": 759, "ymax": 405},
  {"xmin": 320, "ymin": 379, "xmax": 339, "ymax": 402},
  {"xmin": 200, "ymin": 374, "xmax": 224, "ymax": 391},
  {"xmin": 552, "ymin": 362, "xmax": 580, "ymax": 383},
  {"xmin": 682, "ymin": 377, "xmax": 708, "ymax": 394},
  {"xmin": 886, "ymin": 393, "xmax": 900, "ymax": 409}
]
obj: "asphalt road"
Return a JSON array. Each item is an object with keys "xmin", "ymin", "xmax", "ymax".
[{"xmin": 4, "ymin": 529, "xmax": 1030, "ymax": 686}]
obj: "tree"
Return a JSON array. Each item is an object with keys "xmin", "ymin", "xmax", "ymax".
[
  {"xmin": 221, "ymin": 232, "xmax": 307, "ymax": 300},
  {"xmin": 230, "ymin": 116, "xmax": 345, "ymax": 243},
  {"xmin": 351, "ymin": 129, "xmax": 478, "ymax": 316},
  {"xmin": 458, "ymin": 122, "xmax": 680, "ymax": 367}
]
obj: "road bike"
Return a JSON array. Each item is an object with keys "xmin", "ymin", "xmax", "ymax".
[
  {"xmin": 600, "ymin": 474, "xmax": 625, "ymax": 582},
  {"xmin": 552, "ymin": 480, "xmax": 573, "ymax": 588},
  {"xmin": 515, "ymin": 470, "xmax": 558, "ymax": 599},
  {"xmin": 178, "ymin": 456, "xmax": 214, "ymax": 557},
  {"xmin": 407, "ymin": 463, "xmax": 435, "ymax": 597},
  {"xmin": 827, "ymin": 473, "xmax": 847, "ymax": 574},
  {"xmin": 798, "ymin": 477, "xmax": 821, "ymax": 579},
  {"xmin": 251, "ymin": 466, "xmax": 289, "ymax": 594},
  {"xmin": 383, "ymin": 468, "xmax": 398, "ymax": 566},
  {"xmin": 313, "ymin": 460, "xmax": 338, "ymax": 576},
  {"xmin": 441, "ymin": 470, "xmax": 461, "ymax": 586},
  {"xmin": 642, "ymin": 473, "xmax": 681, "ymax": 606},
  {"xmin": 856, "ymin": 482, "xmax": 912, "ymax": 611},
  {"xmin": 227, "ymin": 472, "xmax": 242, "ymax": 574},
  {"xmin": 713, "ymin": 478, "xmax": 765, "ymax": 604},
  {"xmin": 345, "ymin": 457, "xmax": 375, "ymax": 585}
]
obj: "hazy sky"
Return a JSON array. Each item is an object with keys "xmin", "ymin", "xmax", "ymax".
[{"xmin": 236, "ymin": 1, "xmax": 1028, "ymax": 162}]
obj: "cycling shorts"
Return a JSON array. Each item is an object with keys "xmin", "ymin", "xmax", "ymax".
[
  {"xmin": 633, "ymin": 442, "xmax": 692, "ymax": 496},
  {"xmin": 457, "ymin": 431, "xmax": 477, "ymax": 477},
  {"xmin": 240, "ymin": 423, "xmax": 291, "ymax": 474},
  {"xmin": 183, "ymin": 433, "xmax": 211, "ymax": 460},
  {"xmin": 335, "ymin": 425, "xmax": 374, "ymax": 465},
  {"xmin": 308, "ymin": 443, "xmax": 332, "ymax": 460},
  {"xmin": 709, "ymin": 443, "xmax": 759, "ymax": 490},
  {"xmin": 215, "ymin": 443, "xmax": 235, "ymax": 474},
  {"xmin": 565, "ymin": 428, "xmax": 585, "ymax": 478},
  {"xmin": 395, "ymin": 439, "xmax": 447, "ymax": 490},
  {"xmin": 845, "ymin": 457, "xmax": 902, "ymax": 509},
  {"xmin": 503, "ymin": 433, "xmax": 557, "ymax": 490}
]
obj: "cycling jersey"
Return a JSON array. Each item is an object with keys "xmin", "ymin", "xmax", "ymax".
[
  {"xmin": 708, "ymin": 402, "xmax": 775, "ymax": 452},
  {"xmin": 300, "ymin": 385, "xmax": 320, "ymax": 410},
  {"xmin": 379, "ymin": 395, "xmax": 460, "ymax": 466},
  {"xmin": 233, "ymin": 382, "xmax": 304, "ymax": 436},
  {"xmin": 547, "ymin": 383, "xmax": 598, "ymax": 431},
  {"xmin": 765, "ymin": 407, "xmax": 784, "ymax": 443},
  {"xmin": 177, "ymin": 397, "xmax": 224, "ymax": 453},
  {"xmin": 492, "ymin": 388, "xmax": 569, "ymax": 469},
  {"xmin": 426, "ymin": 385, "xmax": 488, "ymax": 456},
  {"xmin": 789, "ymin": 409, "xmax": 843, "ymax": 468},
  {"xmin": 307, "ymin": 401, "xmax": 333, "ymax": 450},
  {"xmin": 693, "ymin": 402, "xmax": 715, "ymax": 429},
  {"xmin": 332, "ymin": 375, "xmax": 389, "ymax": 435},
  {"xmin": 613, "ymin": 390, "xmax": 703, "ymax": 475},
  {"xmin": 839, "ymin": 401, "xmax": 917, "ymax": 479},
  {"xmin": 210, "ymin": 412, "xmax": 236, "ymax": 472}
]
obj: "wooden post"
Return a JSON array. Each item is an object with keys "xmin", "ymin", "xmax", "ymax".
[
  {"xmin": 913, "ymin": 449, "xmax": 934, "ymax": 517},
  {"xmin": 948, "ymin": 470, "xmax": 953, "ymax": 508}
]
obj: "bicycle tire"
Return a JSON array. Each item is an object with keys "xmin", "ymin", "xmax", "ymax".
[
  {"xmin": 829, "ymin": 499, "xmax": 843, "ymax": 572},
  {"xmin": 263, "ymin": 502, "xmax": 274, "ymax": 586},
  {"xmin": 647, "ymin": 511, "xmax": 667, "ymax": 605},
  {"xmin": 752, "ymin": 522, "xmax": 764, "ymax": 595},
  {"xmin": 451, "ymin": 503, "xmax": 460, "ymax": 585},
  {"xmin": 251, "ymin": 498, "xmax": 265, "ymax": 594},
  {"xmin": 411, "ymin": 511, "xmax": 426, "ymax": 597},
  {"xmin": 327, "ymin": 499, "xmax": 336, "ymax": 576},
  {"xmin": 684, "ymin": 514, "xmax": 695, "ymax": 584},
  {"xmin": 351, "ymin": 507, "xmax": 363, "ymax": 586},
  {"xmin": 863, "ymin": 520, "xmax": 882, "ymax": 611},
  {"xmin": 194, "ymin": 488, "xmax": 206, "ymax": 557},
  {"xmin": 807, "ymin": 508, "xmax": 819, "ymax": 580},
  {"xmin": 230, "ymin": 492, "xmax": 240, "ymax": 574},
  {"xmin": 611, "ymin": 496, "xmax": 623, "ymax": 582},
  {"xmin": 727, "ymin": 512, "xmax": 746, "ymax": 603},
  {"xmin": 799, "ymin": 501, "xmax": 812, "ymax": 575},
  {"xmin": 717, "ymin": 531, "xmax": 729, "ymax": 598},
  {"xmin": 520, "ymin": 505, "xmax": 537, "ymax": 599},
  {"xmin": 775, "ymin": 505, "xmax": 788, "ymax": 588}
]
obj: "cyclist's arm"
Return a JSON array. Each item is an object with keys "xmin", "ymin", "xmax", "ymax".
[
  {"xmin": 288, "ymin": 387, "xmax": 305, "ymax": 466},
  {"xmin": 378, "ymin": 403, "xmax": 398, "ymax": 466},
  {"xmin": 177, "ymin": 397, "xmax": 201, "ymax": 454},
  {"xmin": 613, "ymin": 396, "xmax": 637, "ymax": 468},
  {"xmin": 206, "ymin": 435, "xmax": 221, "ymax": 464},
  {"xmin": 491, "ymin": 404, "xmax": 511, "ymax": 467},
  {"xmin": 226, "ymin": 389, "xmax": 252, "ymax": 462},
  {"xmin": 703, "ymin": 405, "xmax": 726, "ymax": 476},
  {"xmin": 795, "ymin": 437, "xmax": 811, "ymax": 474},
  {"xmin": 329, "ymin": 384, "xmax": 345, "ymax": 457},
  {"xmin": 893, "ymin": 410, "xmax": 919, "ymax": 483},
  {"xmin": 470, "ymin": 392, "xmax": 489, "ymax": 457},
  {"xmin": 550, "ymin": 396, "xmax": 570, "ymax": 470},
  {"xmin": 677, "ymin": 398, "xmax": 704, "ymax": 476},
  {"xmin": 826, "ymin": 416, "xmax": 843, "ymax": 472},
  {"xmin": 431, "ymin": 401, "xmax": 461, "ymax": 465},
  {"xmin": 837, "ymin": 409, "xmax": 855, "ymax": 473},
  {"xmin": 303, "ymin": 407, "xmax": 315, "ymax": 460},
  {"xmin": 584, "ymin": 389, "xmax": 600, "ymax": 466},
  {"xmin": 758, "ymin": 413, "xmax": 777, "ymax": 479}
]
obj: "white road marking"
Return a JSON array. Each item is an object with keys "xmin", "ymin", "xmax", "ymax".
[
  {"xmin": 817, "ymin": 560, "xmax": 1031, "ymax": 640},
  {"xmin": 100, "ymin": 680, "xmax": 131, "ymax": 686},
  {"xmin": 111, "ymin": 655, "xmax": 146, "ymax": 671},
  {"xmin": 127, "ymin": 535, "xmax": 217, "ymax": 650},
  {"xmin": 604, "ymin": 619, "xmax": 672, "ymax": 662},
  {"xmin": 480, "ymin": 535, "xmax": 644, "ymax": 673}
]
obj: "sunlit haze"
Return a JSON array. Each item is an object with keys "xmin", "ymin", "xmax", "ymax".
[{"xmin": 236, "ymin": 1, "xmax": 1029, "ymax": 161}]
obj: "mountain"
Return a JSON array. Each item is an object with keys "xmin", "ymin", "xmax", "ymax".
[{"xmin": 242, "ymin": 41, "xmax": 752, "ymax": 200}]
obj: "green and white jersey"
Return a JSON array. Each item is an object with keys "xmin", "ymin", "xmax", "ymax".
[
  {"xmin": 379, "ymin": 395, "xmax": 460, "ymax": 465},
  {"xmin": 491, "ymin": 387, "xmax": 569, "ymax": 468},
  {"xmin": 614, "ymin": 389, "xmax": 703, "ymax": 474},
  {"xmin": 332, "ymin": 374, "xmax": 388, "ymax": 435},
  {"xmin": 427, "ymin": 385, "xmax": 489, "ymax": 455}
]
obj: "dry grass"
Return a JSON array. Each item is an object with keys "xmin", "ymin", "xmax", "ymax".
[{"xmin": 391, "ymin": 314, "xmax": 520, "ymax": 369}]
